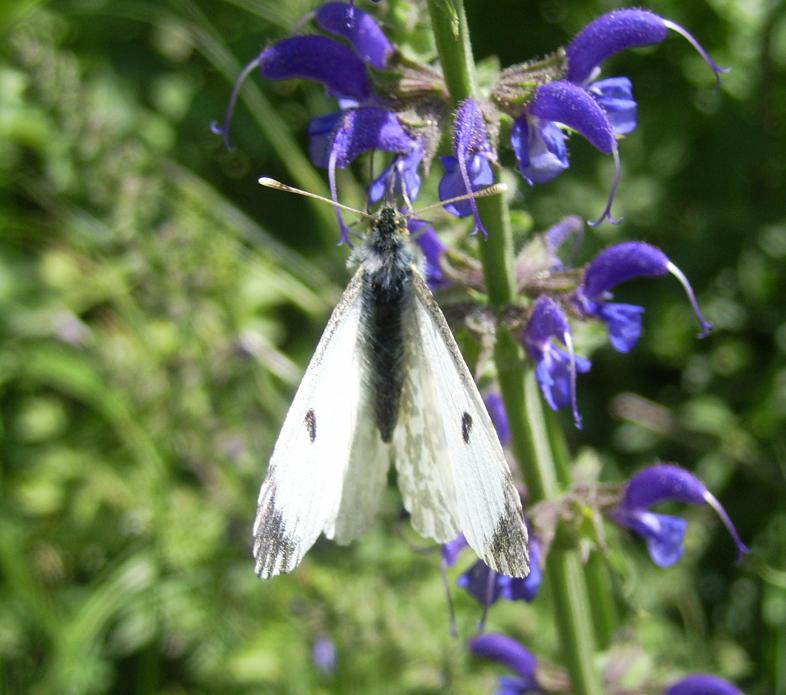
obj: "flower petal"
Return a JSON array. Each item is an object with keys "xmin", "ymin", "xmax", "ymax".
[
  {"xmin": 470, "ymin": 634, "xmax": 539, "ymax": 685},
  {"xmin": 260, "ymin": 35, "xmax": 372, "ymax": 101},
  {"xmin": 595, "ymin": 301, "xmax": 645, "ymax": 353},
  {"xmin": 511, "ymin": 116, "xmax": 569, "ymax": 185},
  {"xmin": 411, "ymin": 219, "xmax": 447, "ymax": 289},
  {"xmin": 566, "ymin": 9, "xmax": 669, "ymax": 84},
  {"xmin": 315, "ymin": 2, "xmax": 394, "ymax": 69},
  {"xmin": 622, "ymin": 464, "xmax": 707, "ymax": 509},
  {"xmin": 581, "ymin": 242, "xmax": 669, "ymax": 298},
  {"xmin": 312, "ymin": 637, "xmax": 337, "ymax": 674},
  {"xmin": 616, "ymin": 509, "xmax": 688, "ymax": 567},
  {"xmin": 323, "ymin": 108, "xmax": 415, "ymax": 243},
  {"xmin": 497, "ymin": 675, "xmax": 539, "ymax": 695},
  {"xmin": 529, "ymin": 81, "xmax": 615, "ymax": 154},
  {"xmin": 442, "ymin": 533, "xmax": 468, "ymax": 567},
  {"xmin": 328, "ymin": 107, "xmax": 416, "ymax": 167},
  {"xmin": 566, "ymin": 9, "xmax": 729, "ymax": 88},
  {"xmin": 368, "ymin": 145, "xmax": 424, "ymax": 205},
  {"xmin": 523, "ymin": 295, "xmax": 571, "ymax": 345},
  {"xmin": 523, "ymin": 296, "xmax": 590, "ymax": 427},
  {"xmin": 589, "ymin": 77, "xmax": 637, "ymax": 135},
  {"xmin": 667, "ymin": 674, "xmax": 744, "ymax": 695},
  {"xmin": 308, "ymin": 111, "xmax": 344, "ymax": 168},
  {"xmin": 444, "ymin": 99, "xmax": 496, "ymax": 235},
  {"xmin": 438, "ymin": 154, "xmax": 494, "ymax": 217},
  {"xmin": 484, "ymin": 392, "xmax": 511, "ymax": 446},
  {"xmin": 458, "ymin": 561, "xmax": 505, "ymax": 606}
]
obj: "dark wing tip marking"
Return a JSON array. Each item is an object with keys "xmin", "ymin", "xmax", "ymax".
[
  {"xmin": 253, "ymin": 486, "xmax": 298, "ymax": 579},
  {"xmin": 461, "ymin": 411, "xmax": 473, "ymax": 444},
  {"xmin": 488, "ymin": 499, "xmax": 530, "ymax": 578},
  {"xmin": 305, "ymin": 409, "xmax": 317, "ymax": 443}
]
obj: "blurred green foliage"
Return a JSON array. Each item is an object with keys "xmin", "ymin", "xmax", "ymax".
[{"xmin": 0, "ymin": 1, "xmax": 784, "ymax": 693}]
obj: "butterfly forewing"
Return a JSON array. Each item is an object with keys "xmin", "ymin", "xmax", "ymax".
[
  {"xmin": 394, "ymin": 274, "xmax": 529, "ymax": 577},
  {"xmin": 253, "ymin": 271, "xmax": 368, "ymax": 578}
]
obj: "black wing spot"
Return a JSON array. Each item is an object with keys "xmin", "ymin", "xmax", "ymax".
[
  {"xmin": 461, "ymin": 412, "xmax": 473, "ymax": 444},
  {"xmin": 305, "ymin": 409, "xmax": 317, "ymax": 443}
]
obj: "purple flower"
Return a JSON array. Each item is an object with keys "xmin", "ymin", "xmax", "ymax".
[
  {"xmin": 612, "ymin": 464, "xmax": 750, "ymax": 567},
  {"xmin": 510, "ymin": 118, "xmax": 568, "ymax": 185},
  {"xmin": 566, "ymin": 9, "xmax": 729, "ymax": 87},
  {"xmin": 470, "ymin": 634, "xmax": 541, "ymax": 694},
  {"xmin": 411, "ymin": 219, "xmax": 448, "ymax": 289},
  {"xmin": 666, "ymin": 674, "xmax": 744, "ymax": 695},
  {"xmin": 484, "ymin": 392, "xmax": 511, "ymax": 446},
  {"xmin": 506, "ymin": 8, "xmax": 727, "ymax": 226},
  {"xmin": 458, "ymin": 534, "xmax": 542, "ymax": 606},
  {"xmin": 510, "ymin": 84, "xmax": 620, "ymax": 226},
  {"xmin": 522, "ymin": 296, "xmax": 591, "ymax": 429},
  {"xmin": 439, "ymin": 99, "xmax": 497, "ymax": 236},
  {"xmin": 572, "ymin": 242, "xmax": 713, "ymax": 353},
  {"xmin": 312, "ymin": 637, "xmax": 337, "ymax": 675},
  {"xmin": 212, "ymin": 4, "xmax": 425, "ymax": 243}
]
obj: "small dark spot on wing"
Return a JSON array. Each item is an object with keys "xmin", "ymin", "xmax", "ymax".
[
  {"xmin": 461, "ymin": 412, "xmax": 473, "ymax": 444},
  {"xmin": 305, "ymin": 409, "xmax": 316, "ymax": 443}
]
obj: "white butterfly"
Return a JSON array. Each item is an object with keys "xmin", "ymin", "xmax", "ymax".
[{"xmin": 252, "ymin": 180, "xmax": 529, "ymax": 579}]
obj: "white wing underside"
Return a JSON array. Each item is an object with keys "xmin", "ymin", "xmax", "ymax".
[{"xmin": 253, "ymin": 267, "xmax": 529, "ymax": 579}]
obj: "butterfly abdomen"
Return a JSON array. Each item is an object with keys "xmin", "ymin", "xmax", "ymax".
[{"xmin": 360, "ymin": 208, "xmax": 415, "ymax": 443}]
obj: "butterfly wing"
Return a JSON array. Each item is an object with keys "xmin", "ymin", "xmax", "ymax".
[
  {"xmin": 393, "ymin": 273, "xmax": 529, "ymax": 577},
  {"xmin": 253, "ymin": 269, "xmax": 390, "ymax": 578}
]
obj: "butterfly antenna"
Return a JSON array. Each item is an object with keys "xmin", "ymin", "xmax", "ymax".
[
  {"xmin": 414, "ymin": 183, "xmax": 508, "ymax": 216},
  {"xmin": 259, "ymin": 177, "xmax": 373, "ymax": 219}
]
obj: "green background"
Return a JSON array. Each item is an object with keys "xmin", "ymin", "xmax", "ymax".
[{"xmin": 1, "ymin": 0, "xmax": 784, "ymax": 693}]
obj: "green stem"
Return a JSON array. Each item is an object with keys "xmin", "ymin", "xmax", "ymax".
[
  {"xmin": 427, "ymin": 2, "xmax": 603, "ymax": 693},
  {"xmin": 546, "ymin": 407, "xmax": 619, "ymax": 647},
  {"xmin": 585, "ymin": 552, "xmax": 619, "ymax": 649}
]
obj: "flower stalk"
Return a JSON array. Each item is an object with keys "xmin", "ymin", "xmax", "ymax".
[{"xmin": 427, "ymin": 1, "xmax": 604, "ymax": 693}]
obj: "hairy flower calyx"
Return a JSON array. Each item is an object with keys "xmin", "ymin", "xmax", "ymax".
[{"xmin": 491, "ymin": 49, "xmax": 568, "ymax": 114}]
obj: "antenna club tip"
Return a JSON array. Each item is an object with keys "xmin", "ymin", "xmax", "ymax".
[{"xmin": 258, "ymin": 176, "xmax": 278, "ymax": 187}]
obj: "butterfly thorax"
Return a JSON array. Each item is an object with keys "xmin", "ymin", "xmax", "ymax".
[{"xmin": 359, "ymin": 206, "xmax": 416, "ymax": 443}]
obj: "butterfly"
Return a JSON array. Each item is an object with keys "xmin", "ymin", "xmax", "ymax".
[{"xmin": 252, "ymin": 178, "xmax": 529, "ymax": 579}]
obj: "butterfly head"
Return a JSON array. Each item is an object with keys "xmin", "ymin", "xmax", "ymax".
[{"xmin": 372, "ymin": 206, "xmax": 410, "ymax": 241}]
